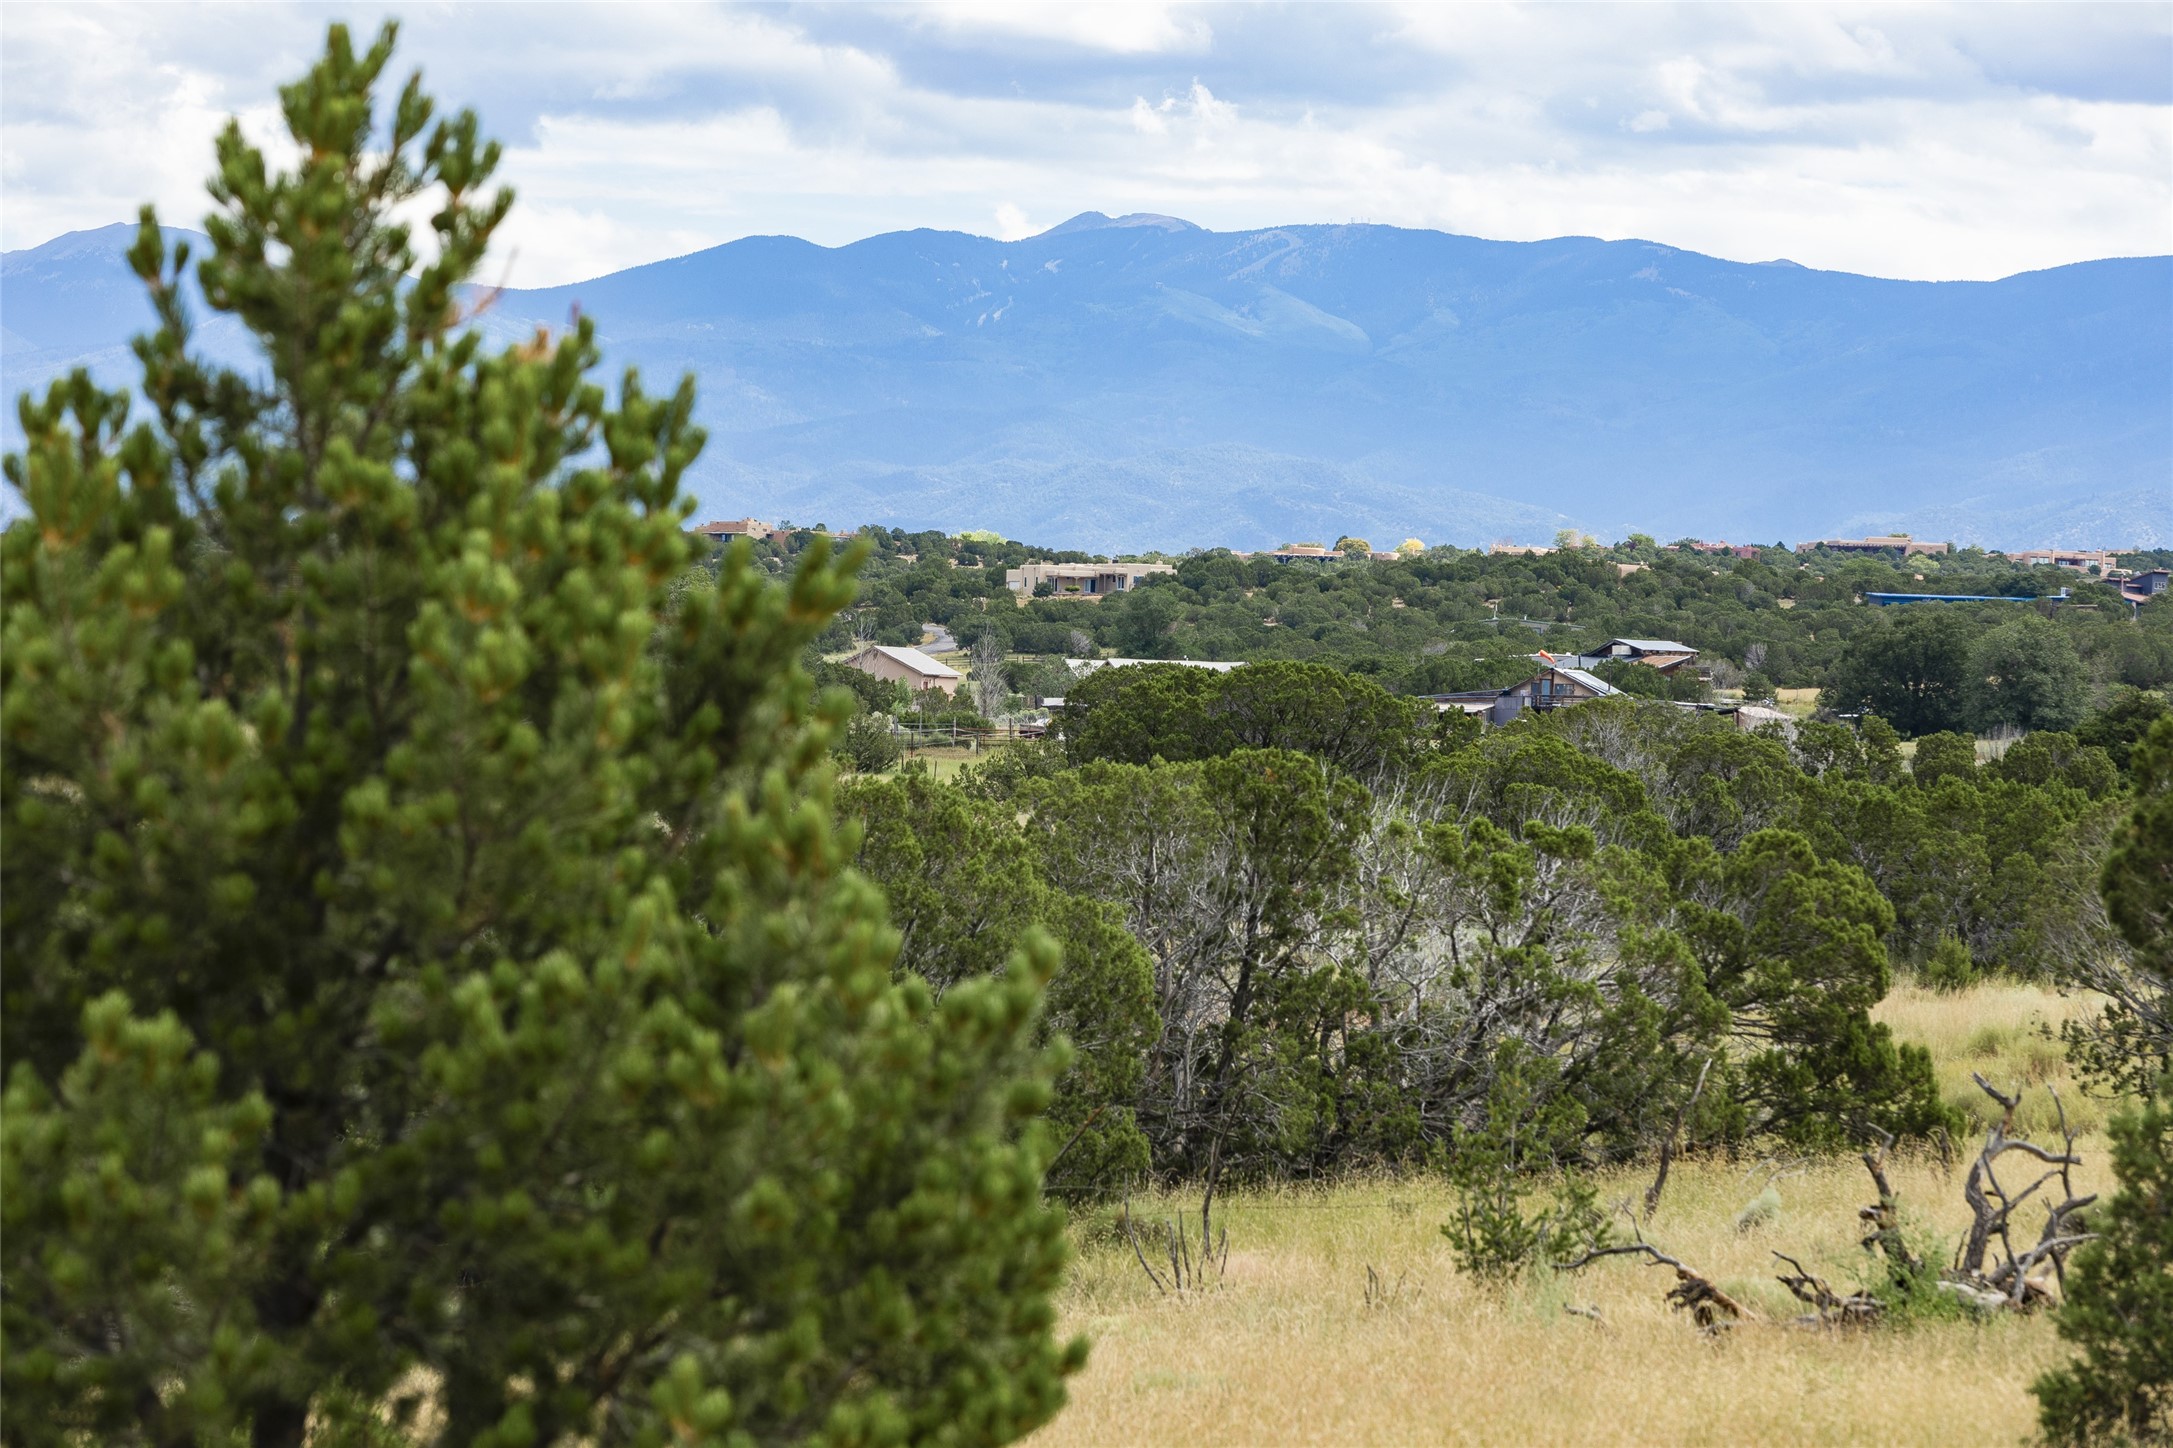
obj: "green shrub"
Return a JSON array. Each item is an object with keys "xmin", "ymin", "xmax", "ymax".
[
  {"xmin": 1922, "ymin": 933, "xmax": 1979, "ymax": 993},
  {"xmin": 834, "ymin": 712, "xmax": 903, "ymax": 772},
  {"xmin": 1441, "ymin": 1053, "xmax": 1613, "ymax": 1284},
  {"xmin": 1912, "ymin": 730, "xmax": 1980, "ymax": 785}
]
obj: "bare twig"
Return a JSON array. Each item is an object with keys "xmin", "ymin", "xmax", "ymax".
[
  {"xmin": 1122, "ymin": 1194, "xmax": 1170, "ymax": 1296},
  {"xmin": 1772, "ymin": 1251, "xmax": 1881, "ymax": 1327}
]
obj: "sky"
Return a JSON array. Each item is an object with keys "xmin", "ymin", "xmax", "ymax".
[{"xmin": 3, "ymin": 2, "xmax": 2168, "ymax": 288}]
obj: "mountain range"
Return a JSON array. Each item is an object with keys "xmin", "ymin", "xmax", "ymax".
[{"xmin": 5, "ymin": 214, "xmax": 2167, "ymax": 552}]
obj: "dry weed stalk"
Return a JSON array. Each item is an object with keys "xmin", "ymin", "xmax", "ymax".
[
  {"xmin": 1362, "ymin": 1265, "xmax": 1413, "ymax": 1310},
  {"xmin": 1122, "ymin": 1192, "xmax": 1230, "ymax": 1297}
]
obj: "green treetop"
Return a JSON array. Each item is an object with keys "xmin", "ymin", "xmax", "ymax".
[{"xmin": 1, "ymin": 24, "xmax": 1078, "ymax": 1447}]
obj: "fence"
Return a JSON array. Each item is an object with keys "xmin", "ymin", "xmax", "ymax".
[{"xmin": 890, "ymin": 720, "xmax": 1048, "ymax": 753}]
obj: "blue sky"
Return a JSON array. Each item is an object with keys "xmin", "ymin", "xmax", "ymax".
[{"xmin": 3, "ymin": 2, "xmax": 2167, "ymax": 286}]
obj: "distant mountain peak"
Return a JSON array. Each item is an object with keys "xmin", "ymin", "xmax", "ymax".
[
  {"xmin": 1036, "ymin": 211, "xmax": 1201, "ymax": 238},
  {"xmin": 4, "ymin": 216, "xmax": 2165, "ymax": 551}
]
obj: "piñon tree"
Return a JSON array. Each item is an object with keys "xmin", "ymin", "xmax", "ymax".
[
  {"xmin": 2034, "ymin": 715, "xmax": 2173, "ymax": 1446},
  {"xmin": 1, "ymin": 23, "xmax": 1078, "ymax": 1447}
]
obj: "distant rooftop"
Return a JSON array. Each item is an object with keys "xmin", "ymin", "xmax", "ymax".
[
  {"xmin": 1553, "ymin": 667, "xmax": 1620, "ymax": 696},
  {"xmin": 1864, "ymin": 592, "xmax": 2049, "ymax": 607},
  {"xmin": 1068, "ymin": 657, "xmax": 1245, "ymax": 675},
  {"xmin": 1605, "ymin": 638, "xmax": 1696, "ymax": 654},
  {"xmin": 857, "ymin": 644, "xmax": 960, "ymax": 678}
]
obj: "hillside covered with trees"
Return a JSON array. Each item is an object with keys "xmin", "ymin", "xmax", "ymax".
[{"xmin": 754, "ymin": 524, "xmax": 2173, "ymax": 724}]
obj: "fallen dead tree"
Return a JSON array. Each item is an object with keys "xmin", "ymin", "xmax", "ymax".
[
  {"xmin": 1560, "ymin": 1076, "xmax": 2096, "ymax": 1330},
  {"xmin": 1555, "ymin": 1235, "xmax": 1759, "ymax": 1333},
  {"xmin": 1947, "ymin": 1074, "xmax": 2096, "ymax": 1310}
]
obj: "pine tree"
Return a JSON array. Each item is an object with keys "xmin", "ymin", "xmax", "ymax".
[
  {"xmin": 1, "ymin": 23, "xmax": 1079, "ymax": 1446},
  {"xmin": 2032, "ymin": 1078, "xmax": 2173, "ymax": 1446},
  {"xmin": 2033, "ymin": 714, "xmax": 2173, "ymax": 1445}
]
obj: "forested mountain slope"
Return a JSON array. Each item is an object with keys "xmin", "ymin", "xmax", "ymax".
[{"xmin": 6, "ymin": 214, "xmax": 2167, "ymax": 549}]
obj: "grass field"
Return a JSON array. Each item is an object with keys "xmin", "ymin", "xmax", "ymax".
[
  {"xmin": 1029, "ymin": 979, "xmax": 2117, "ymax": 1448},
  {"xmin": 889, "ymin": 744, "xmax": 987, "ymax": 780}
]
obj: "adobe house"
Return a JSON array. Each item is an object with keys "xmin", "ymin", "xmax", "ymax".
[
  {"xmin": 1004, "ymin": 561, "xmax": 1176, "ymax": 600},
  {"xmin": 1796, "ymin": 535, "xmax": 1951, "ymax": 558},
  {"xmin": 690, "ymin": 517, "xmax": 781, "ymax": 542},
  {"xmin": 845, "ymin": 644, "xmax": 961, "ymax": 698}
]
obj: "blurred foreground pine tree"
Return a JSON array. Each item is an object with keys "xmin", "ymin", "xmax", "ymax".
[{"xmin": 1, "ymin": 23, "xmax": 1078, "ymax": 1447}]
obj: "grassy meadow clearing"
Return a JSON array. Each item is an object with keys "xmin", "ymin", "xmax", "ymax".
[{"xmin": 1031, "ymin": 979, "xmax": 2116, "ymax": 1448}]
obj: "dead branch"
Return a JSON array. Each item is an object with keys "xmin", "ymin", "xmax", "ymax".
[
  {"xmin": 1554, "ymin": 1241, "xmax": 1687, "ymax": 1273},
  {"xmin": 1121, "ymin": 1192, "xmax": 1228, "ymax": 1299},
  {"xmin": 1555, "ymin": 1236, "xmax": 1756, "ymax": 1330},
  {"xmin": 1857, "ymin": 1130, "xmax": 1925, "ymax": 1280},
  {"xmin": 1772, "ymin": 1250, "xmax": 1882, "ymax": 1327},
  {"xmin": 1972, "ymin": 1072, "xmax": 2022, "ymax": 1133},
  {"xmin": 1942, "ymin": 1077, "xmax": 2098, "ymax": 1310},
  {"xmin": 1363, "ymin": 1265, "xmax": 1412, "ymax": 1310}
]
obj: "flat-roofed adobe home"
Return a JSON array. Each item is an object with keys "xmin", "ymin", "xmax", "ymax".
[
  {"xmin": 690, "ymin": 517, "xmax": 780, "ymax": 543},
  {"xmin": 2013, "ymin": 548, "xmax": 2121, "ymax": 573},
  {"xmin": 1005, "ymin": 561, "xmax": 1175, "ymax": 600},
  {"xmin": 845, "ymin": 644, "xmax": 961, "ymax": 698},
  {"xmin": 1797, "ymin": 535, "xmax": 1951, "ymax": 558}
]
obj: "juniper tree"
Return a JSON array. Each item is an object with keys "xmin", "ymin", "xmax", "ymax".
[
  {"xmin": 2067, "ymin": 715, "xmax": 2173, "ymax": 1096},
  {"xmin": 1, "ymin": 23, "xmax": 1078, "ymax": 1447},
  {"xmin": 837, "ymin": 769, "xmax": 1156, "ymax": 1197}
]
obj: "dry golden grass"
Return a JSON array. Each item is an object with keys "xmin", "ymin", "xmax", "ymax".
[
  {"xmin": 1878, "ymin": 978, "xmax": 2109, "ymax": 1139},
  {"xmin": 1032, "ymin": 979, "xmax": 2116, "ymax": 1448}
]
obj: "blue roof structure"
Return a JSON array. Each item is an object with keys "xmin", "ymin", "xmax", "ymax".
[{"xmin": 1865, "ymin": 591, "xmax": 2057, "ymax": 606}]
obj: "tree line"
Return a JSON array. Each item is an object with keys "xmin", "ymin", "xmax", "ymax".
[{"xmin": 839, "ymin": 662, "xmax": 2168, "ymax": 1208}]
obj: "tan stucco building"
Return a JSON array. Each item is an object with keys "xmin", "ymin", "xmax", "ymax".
[{"xmin": 845, "ymin": 644, "xmax": 961, "ymax": 697}]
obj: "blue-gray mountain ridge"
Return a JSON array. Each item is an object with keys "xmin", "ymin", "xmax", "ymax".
[{"xmin": 4, "ymin": 212, "xmax": 2166, "ymax": 552}]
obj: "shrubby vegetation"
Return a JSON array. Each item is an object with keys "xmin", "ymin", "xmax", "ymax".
[
  {"xmin": 831, "ymin": 654, "xmax": 2169, "ymax": 1224},
  {"xmin": 843, "ymin": 671, "xmax": 2132, "ymax": 1203}
]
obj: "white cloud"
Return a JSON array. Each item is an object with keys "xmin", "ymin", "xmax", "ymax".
[
  {"xmin": 991, "ymin": 202, "xmax": 1037, "ymax": 240},
  {"xmin": 910, "ymin": 2, "xmax": 1211, "ymax": 55},
  {"xmin": 2, "ymin": 1, "xmax": 2166, "ymax": 284}
]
